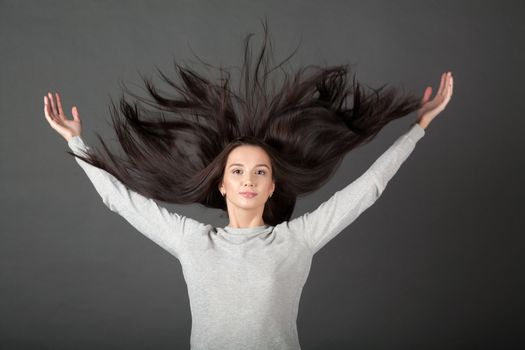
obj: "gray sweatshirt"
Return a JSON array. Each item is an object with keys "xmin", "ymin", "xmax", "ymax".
[{"xmin": 67, "ymin": 122, "xmax": 425, "ymax": 350}]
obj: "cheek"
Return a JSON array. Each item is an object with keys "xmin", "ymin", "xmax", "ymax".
[{"xmin": 223, "ymin": 176, "xmax": 237, "ymax": 188}]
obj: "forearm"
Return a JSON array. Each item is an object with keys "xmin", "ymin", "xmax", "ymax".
[{"xmin": 286, "ymin": 122, "xmax": 425, "ymax": 254}]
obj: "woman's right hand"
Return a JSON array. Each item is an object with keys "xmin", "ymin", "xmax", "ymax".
[{"xmin": 44, "ymin": 91, "xmax": 82, "ymax": 142}]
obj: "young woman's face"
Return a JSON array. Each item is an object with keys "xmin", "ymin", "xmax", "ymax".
[{"xmin": 219, "ymin": 145, "xmax": 276, "ymax": 213}]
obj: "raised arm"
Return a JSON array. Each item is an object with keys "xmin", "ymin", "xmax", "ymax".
[
  {"xmin": 44, "ymin": 91, "xmax": 205, "ymax": 259},
  {"xmin": 282, "ymin": 70, "xmax": 454, "ymax": 255},
  {"xmin": 283, "ymin": 122, "xmax": 425, "ymax": 255},
  {"xmin": 67, "ymin": 135, "xmax": 206, "ymax": 259}
]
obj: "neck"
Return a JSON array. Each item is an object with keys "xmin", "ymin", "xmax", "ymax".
[
  {"xmin": 226, "ymin": 217, "xmax": 266, "ymax": 229},
  {"xmin": 225, "ymin": 202, "xmax": 266, "ymax": 228}
]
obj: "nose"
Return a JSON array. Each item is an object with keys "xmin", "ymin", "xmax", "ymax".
[{"xmin": 243, "ymin": 177, "xmax": 255, "ymax": 187}]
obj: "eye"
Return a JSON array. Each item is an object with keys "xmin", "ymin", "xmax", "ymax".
[{"xmin": 231, "ymin": 169, "xmax": 267, "ymax": 175}]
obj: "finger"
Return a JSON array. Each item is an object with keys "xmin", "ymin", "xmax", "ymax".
[
  {"xmin": 44, "ymin": 95, "xmax": 56, "ymax": 120},
  {"xmin": 46, "ymin": 109, "xmax": 68, "ymax": 134},
  {"xmin": 422, "ymin": 86, "xmax": 432, "ymax": 103},
  {"xmin": 443, "ymin": 73, "xmax": 453, "ymax": 98},
  {"xmin": 47, "ymin": 92, "xmax": 59, "ymax": 117},
  {"xmin": 72, "ymin": 106, "xmax": 80, "ymax": 122},
  {"xmin": 440, "ymin": 77, "xmax": 453, "ymax": 107},
  {"xmin": 44, "ymin": 96, "xmax": 54, "ymax": 122},
  {"xmin": 437, "ymin": 72, "xmax": 446, "ymax": 96},
  {"xmin": 56, "ymin": 92, "xmax": 64, "ymax": 116},
  {"xmin": 44, "ymin": 96, "xmax": 63, "ymax": 131},
  {"xmin": 443, "ymin": 72, "xmax": 452, "ymax": 96},
  {"xmin": 445, "ymin": 76, "xmax": 454, "ymax": 102}
]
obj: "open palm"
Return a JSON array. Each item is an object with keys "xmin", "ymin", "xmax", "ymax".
[
  {"xmin": 417, "ymin": 72, "xmax": 454, "ymax": 128},
  {"xmin": 43, "ymin": 91, "xmax": 82, "ymax": 141}
]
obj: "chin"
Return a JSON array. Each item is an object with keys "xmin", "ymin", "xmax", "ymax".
[{"xmin": 234, "ymin": 201, "xmax": 265, "ymax": 210}]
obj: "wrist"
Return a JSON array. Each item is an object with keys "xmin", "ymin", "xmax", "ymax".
[
  {"xmin": 65, "ymin": 134, "xmax": 79, "ymax": 142},
  {"xmin": 417, "ymin": 119, "xmax": 428, "ymax": 130}
]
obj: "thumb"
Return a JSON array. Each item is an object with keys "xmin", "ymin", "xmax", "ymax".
[
  {"xmin": 421, "ymin": 86, "xmax": 432, "ymax": 104},
  {"xmin": 72, "ymin": 106, "xmax": 81, "ymax": 122}
]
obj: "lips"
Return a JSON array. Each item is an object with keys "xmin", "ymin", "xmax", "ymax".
[{"xmin": 239, "ymin": 192, "xmax": 257, "ymax": 198}]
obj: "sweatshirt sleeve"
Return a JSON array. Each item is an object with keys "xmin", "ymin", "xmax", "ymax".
[
  {"xmin": 283, "ymin": 122, "xmax": 426, "ymax": 255},
  {"xmin": 67, "ymin": 135, "xmax": 206, "ymax": 259}
]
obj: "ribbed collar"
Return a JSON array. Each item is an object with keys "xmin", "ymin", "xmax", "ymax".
[{"xmin": 221, "ymin": 224, "xmax": 272, "ymax": 235}]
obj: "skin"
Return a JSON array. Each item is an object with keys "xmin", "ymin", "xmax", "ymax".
[
  {"xmin": 416, "ymin": 71, "xmax": 454, "ymax": 129},
  {"xmin": 218, "ymin": 145, "xmax": 276, "ymax": 228},
  {"xmin": 44, "ymin": 72, "xmax": 454, "ymax": 228}
]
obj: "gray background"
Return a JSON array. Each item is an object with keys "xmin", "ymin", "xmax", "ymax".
[{"xmin": 1, "ymin": 0, "xmax": 524, "ymax": 349}]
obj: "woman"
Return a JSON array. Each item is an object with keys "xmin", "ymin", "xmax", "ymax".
[{"xmin": 43, "ymin": 24, "xmax": 453, "ymax": 350}]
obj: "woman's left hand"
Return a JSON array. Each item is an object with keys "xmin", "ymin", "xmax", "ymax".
[{"xmin": 416, "ymin": 71, "xmax": 454, "ymax": 129}]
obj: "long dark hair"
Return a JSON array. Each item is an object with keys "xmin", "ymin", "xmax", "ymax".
[{"xmin": 67, "ymin": 20, "xmax": 422, "ymax": 226}]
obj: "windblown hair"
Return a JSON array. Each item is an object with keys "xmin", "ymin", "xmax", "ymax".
[{"xmin": 67, "ymin": 20, "xmax": 422, "ymax": 226}]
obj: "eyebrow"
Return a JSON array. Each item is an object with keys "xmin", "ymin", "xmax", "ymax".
[{"xmin": 228, "ymin": 163, "xmax": 270, "ymax": 169}]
